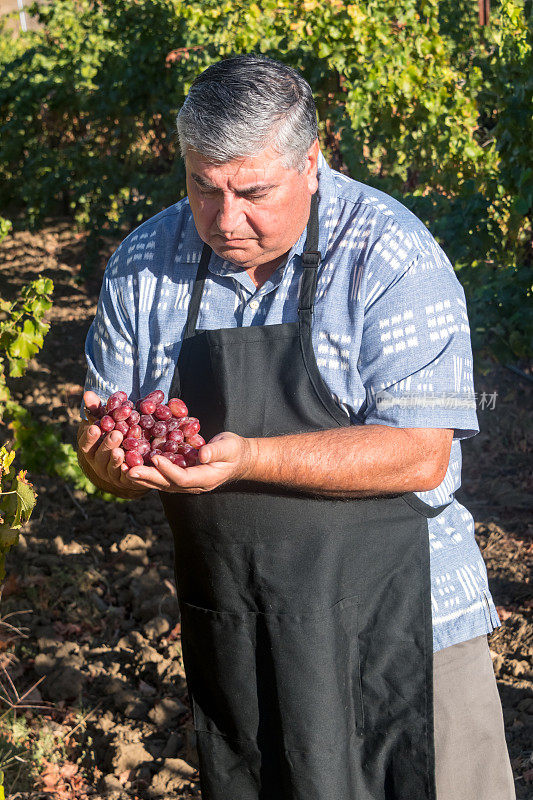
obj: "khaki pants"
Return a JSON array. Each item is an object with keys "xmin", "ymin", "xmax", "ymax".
[{"xmin": 434, "ymin": 634, "xmax": 516, "ymax": 800}]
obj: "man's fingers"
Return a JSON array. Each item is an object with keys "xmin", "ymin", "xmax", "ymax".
[
  {"xmin": 109, "ymin": 446, "xmax": 125, "ymax": 469},
  {"xmin": 199, "ymin": 437, "xmax": 236, "ymax": 464},
  {"xmin": 150, "ymin": 456, "xmax": 220, "ymax": 491},
  {"xmin": 84, "ymin": 390, "xmax": 102, "ymax": 410},
  {"xmin": 77, "ymin": 422, "xmax": 103, "ymax": 453},
  {"xmin": 83, "ymin": 390, "xmax": 103, "ymax": 421},
  {"xmin": 94, "ymin": 430, "xmax": 123, "ymax": 471},
  {"xmin": 122, "ymin": 463, "xmax": 173, "ymax": 491}
]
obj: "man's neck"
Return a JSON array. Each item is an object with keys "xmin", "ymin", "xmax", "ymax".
[{"xmin": 245, "ymin": 253, "xmax": 288, "ymax": 289}]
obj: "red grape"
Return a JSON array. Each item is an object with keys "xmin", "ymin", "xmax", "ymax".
[
  {"xmin": 177, "ymin": 443, "xmax": 195, "ymax": 455},
  {"xmin": 177, "ymin": 443, "xmax": 198, "ymax": 466},
  {"xmin": 154, "ymin": 404, "xmax": 172, "ymax": 421},
  {"xmin": 127, "ymin": 424, "xmax": 143, "ymax": 439},
  {"xmin": 106, "ymin": 394, "xmax": 124, "ymax": 413},
  {"xmin": 92, "ymin": 403, "xmax": 106, "ymax": 420},
  {"xmin": 128, "ymin": 409, "xmax": 140, "ymax": 425},
  {"xmin": 112, "ymin": 404, "xmax": 132, "ymax": 422},
  {"xmin": 167, "ymin": 453, "xmax": 187, "ymax": 467},
  {"xmin": 178, "ymin": 416, "xmax": 200, "ymax": 430},
  {"xmin": 152, "ymin": 421, "xmax": 168, "ymax": 438},
  {"xmin": 167, "ymin": 429, "xmax": 184, "ymax": 443},
  {"xmin": 162, "ymin": 441, "xmax": 179, "ymax": 453},
  {"xmin": 181, "ymin": 420, "xmax": 201, "ymax": 438},
  {"xmin": 145, "ymin": 449, "xmax": 163, "ymax": 466},
  {"xmin": 99, "ymin": 415, "xmax": 116, "ymax": 432},
  {"xmin": 166, "ymin": 418, "xmax": 180, "ymax": 432},
  {"xmin": 125, "ymin": 450, "xmax": 144, "ymax": 468},
  {"xmin": 151, "ymin": 436, "xmax": 167, "ymax": 449},
  {"xmin": 111, "ymin": 390, "xmax": 128, "ymax": 403},
  {"xmin": 114, "ymin": 420, "xmax": 130, "ymax": 436},
  {"xmin": 168, "ymin": 398, "xmax": 188, "ymax": 418},
  {"xmin": 183, "ymin": 449, "xmax": 198, "ymax": 467},
  {"xmin": 145, "ymin": 390, "xmax": 165, "ymax": 406},
  {"xmin": 139, "ymin": 399, "xmax": 156, "ymax": 415},
  {"xmin": 137, "ymin": 440, "xmax": 151, "ymax": 456},
  {"xmin": 139, "ymin": 414, "xmax": 155, "ymax": 431},
  {"xmin": 187, "ymin": 433, "xmax": 205, "ymax": 448},
  {"xmin": 123, "ymin": 437, "xmax": 141, "ymax": 451}
]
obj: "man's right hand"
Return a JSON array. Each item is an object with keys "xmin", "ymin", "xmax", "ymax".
[{"xmin": 77, "ymin": 390, "xmax": 149, "ymax": 499}]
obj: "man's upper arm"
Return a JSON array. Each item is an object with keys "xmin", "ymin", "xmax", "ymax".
[{"xmin": 358, "ymin": 227, "xmax": 479, "ymax": 441}]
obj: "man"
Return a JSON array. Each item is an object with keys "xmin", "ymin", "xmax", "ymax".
[{"xmin": 78, "ymin": 55, "xmax": 514, "ymax": 799}]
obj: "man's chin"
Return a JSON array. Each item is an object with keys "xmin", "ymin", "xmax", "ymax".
[{"xmin": 210, "ymin": 243, "xmax": 255, "ymax": 269}]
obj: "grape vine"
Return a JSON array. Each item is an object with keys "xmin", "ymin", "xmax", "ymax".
[{"xmin": 0, "ymin": 220, "xmax": 54, "ymax": 579}]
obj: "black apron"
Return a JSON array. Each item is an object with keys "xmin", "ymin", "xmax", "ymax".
[{"xmin": 160, "ymin": 194, "xmax": 447, "ymax": 799}]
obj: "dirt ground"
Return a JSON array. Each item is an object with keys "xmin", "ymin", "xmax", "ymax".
[{"xmin": 0, "ymin": 221, "xmax": 531, "ymax": 798}]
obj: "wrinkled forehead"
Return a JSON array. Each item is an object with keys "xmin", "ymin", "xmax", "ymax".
[{"xmin": 185, "ymin": 146, "xmax": 293, "ymax": 186}]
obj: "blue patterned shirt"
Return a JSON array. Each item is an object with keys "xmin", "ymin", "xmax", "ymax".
[{"xmin": 83, "ymin": 152, "xmax": 501, "ymax": 652}]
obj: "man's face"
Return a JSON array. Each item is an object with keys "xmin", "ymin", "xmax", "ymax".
[{"xmin": 185, "ymin": 140, "xmax": 319, "ymax": 272}]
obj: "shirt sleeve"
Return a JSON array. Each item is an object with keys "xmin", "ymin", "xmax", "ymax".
[
  {"xmin": 358, "ymin": 231, "xmax": 479, "ymax": 439},
  {"xmin": 82, "ymin": 254, "xmax": 137, "ymax": 417}
]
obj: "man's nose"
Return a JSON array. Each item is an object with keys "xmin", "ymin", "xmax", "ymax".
[{"xmin": 216, "ymin": 194, "xmax": 244, "ymax": 235}]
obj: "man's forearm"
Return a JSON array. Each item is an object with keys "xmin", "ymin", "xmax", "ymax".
[
  {"xmin": 244, "ymin": 425, "xmax": 452, "ymax": 498},
  {"xmin": 77, "ymin": 448, "xmax": 149, "ymax": 500}
]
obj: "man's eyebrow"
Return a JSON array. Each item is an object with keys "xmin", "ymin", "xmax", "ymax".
[
  {"xmin": 237, "ymin": 183, "xmax": 276, "ymax": 196},
  {"xmin": 191, "ymin": 173, "xmax": 217, "ymax": 189},
  {"xmin": 191, "ymin": 173, "xmax": 276, "ymax": 195}
]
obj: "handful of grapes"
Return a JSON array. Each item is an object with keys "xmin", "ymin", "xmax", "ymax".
[{"xmin": 92, "ymin": 390, "xmax": 204, "ymax": 469}]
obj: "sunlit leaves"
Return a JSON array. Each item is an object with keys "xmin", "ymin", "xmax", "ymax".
[
  {"xmin": 0, "ymin": 446, "xmax": 37, "ymax": 580},
  {"xmin": 0, "ymin": 276, "xmax": 54, "ymax": 417}
]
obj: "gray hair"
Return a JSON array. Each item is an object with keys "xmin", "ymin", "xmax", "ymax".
[{"xmin": 176, "ymin": 55, "xmax": 318, "ymax": 172}]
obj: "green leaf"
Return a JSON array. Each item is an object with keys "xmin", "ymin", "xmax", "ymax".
[
  {"xmin": 0, "ymin": 447, "xmax": 16, "ymax": 477},
  {"xmin": 0, "ymin": 526, "xmax": 19, "ymax": 548},
  {"xmin": 8, "ymin": 359, "xmax": 26, "ymax": 378},
  {"xmin": 8, "ymin": 318, "xmax": 44, "ymax": 359},
  {"xmin": 0, "ymin": 472, "xmax": 36, "ymax": 530},
  {"xmin": 33, "ymin": 277, "xmax": 54, "ymax": 295},
  {"xmin": 28, "ymin": 297, "xmax": 53, "ymax": 316}
]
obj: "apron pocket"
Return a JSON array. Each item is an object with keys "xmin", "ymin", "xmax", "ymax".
[
  {"xmin": 180, "ymin": 595, "xmax": 362, "ymax": 755},
  {"xmin": 266, "ymin": 594, "xmax": 363, "ymax": 753},
  {"xmin": 180, "ymin": 601, "xmax": 259, "ymax": 743}
]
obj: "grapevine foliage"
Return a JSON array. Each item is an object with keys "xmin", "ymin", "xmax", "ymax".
[
  {"xmin": 0, "ymin": 239, "xmax": 54, "ymax": 576},
  {"xmin": 0, "ymin": 446, "xmax": 36, "ymax": 581},
  {"xmin": 0, "ymin": 0, "xmax": 531, "ymax": 362},
  {"xmin": 0, "ymin": 277, "xmax": 53, "ymax": 399}
]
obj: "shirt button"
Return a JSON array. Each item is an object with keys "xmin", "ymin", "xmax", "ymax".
[{"xmin": 249, "ymin": 300, "xmax": 260, "ymax": 310}]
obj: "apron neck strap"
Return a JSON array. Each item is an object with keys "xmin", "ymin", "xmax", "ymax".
[
  {"xmin": 298, "ymin": 191, "xmax": 321, "ymax": 317},
  {"xmin": 183, "ymin": 191, "xmax": 321, "ymax": 338},
  {"xmin": 183, "ymin": 244, "xmax": 211, "ymax": 339}
]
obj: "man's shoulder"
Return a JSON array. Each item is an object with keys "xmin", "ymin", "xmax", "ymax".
[
  {"xmin": 319, "ymin": 165, "xmax": 452, "ymax": 276},
  {"xmin": 330, "ymin": 169, "xmax": 428, "ymax": 236},
  {"xmin": 106, "ymin": 197, "xmax": 197, "ymax": 277}
]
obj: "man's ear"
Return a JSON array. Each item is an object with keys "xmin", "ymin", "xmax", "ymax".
[{"xmin": 305, "ymin": 139, "xmax": 320, "ymax": 194}]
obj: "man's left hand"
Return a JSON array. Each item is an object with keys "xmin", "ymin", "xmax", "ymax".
[{"xmin": 122, "ymin": 432, "xmax": 254, "ymax": 494}]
